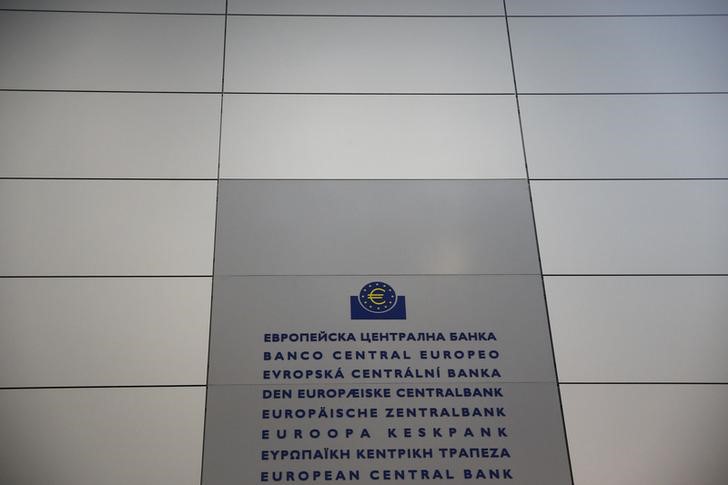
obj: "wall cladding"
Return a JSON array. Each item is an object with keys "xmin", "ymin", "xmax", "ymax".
[{"xmin": 1, "ymin": 1, "xmax": 726, "ymax": 484}]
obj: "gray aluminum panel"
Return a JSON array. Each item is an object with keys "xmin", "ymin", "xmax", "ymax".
[
  {"xmin": 220, "ymin": 94, "xmax": 524, "ymax": 179},
  {"xmin": 0, "ymin": 0, "xmax": 225, "ymax": 12},
  {"xmin": 0, "ymin": 387, "xmax": 206, "ymax": 485},
  {"xmin": 203, "ymin": 383, "xmax": 571, "ymax": 485},
  {"xmin": 208, "ymin": 276, "xmax": 556, "ymax": 385},
  {"xmin": 0, "ymin": 277, "xmax": 211, "ymax": 387},
  {"xmin": 562, "ymin": 384, "xmax": 728, "ymax": 485},
  {"xmin": 228, "ymin": 0, "xmax": 504, "ymax": 15},
  {"xmin": 546, "ymin": 276, "xmax": 728, "ymax": 382},
  {"xmin": 0, "ymin": 180, "xmax": 217, "ymax": 276},
  {"xmin": 224, "ymin": 17, "xmax": 513, "ymax": 93},
  {"xmin": 521, "ymin": 94, "xmax": 728, "ymax": 179},
  {"xmin": 0, "ymin": 92, "xmax": 220, "ymax": 178},
  {"xmin": 510, "ymin": 17, "xmax": 728, "ymax": 93},
  {"xmin": 507, "ymin": 0, "xmax": 728, "ymax": 15},
  {"xmin": 0, "ymin": 11, "xmax": 224, "ymax": 91},
  {"xmin": 531, "ymin": 180, "xmax": 728, "ymax": 274},
  {"xmin": 214, "ymin": 180, "xmax": 540, "ymax": 276}
]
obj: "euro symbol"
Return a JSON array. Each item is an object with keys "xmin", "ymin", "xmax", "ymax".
[{"xmin": 367, "ymin": 288, "xmax": 386, "ymax": 305}]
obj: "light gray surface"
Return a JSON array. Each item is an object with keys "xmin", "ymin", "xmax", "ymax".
[
  {"xmin": 546, "ymin": 276, "xmax": 728, "ymax": 382},
  {"xmin": 562, "ymin": 384, "xmax": 728, "ymax": 485},
  {"xmin": 507, "ymin": 0, "xmax": 728, "ymax": 15},
  {"xmin": 0, "ymin": 0, "xmax": 226, "ymax": 12},
  {"xmin": 0, "ymin": 92, "xmax": 220, "ymax": 178},
  {"xmin": 521, "ymin": 94, "xmax": 728, "ymax": 179},
  {"xmin": 0, "ymin": 180, "xmax": 217, "ymax": 276},
  {"xmin": 214, "ymin": 180, "xmax": 540, "ymax": 275},
  {"xmin": 224, "ymin": 17, "xmax": 513, "ymax": 93},
  {"xmin": 228, "ymin": 0, "xmax": 504, "ymax": 15},
  {"xmin": 531, "ymin": 180, "xmax": 728, "ymax": 274},
  {"xmin": 0, "ymin": 11, "xmax": 224, "ymax": 91},
  {"xmin": 0, "ymin": 278, "xmax": 211, "ymax": 387},
  {"xmin": 510, "ymin": 17, "xmax": 728, "ymax": 93},
  {"xmin": 220, "ymin": 94, "xmax": 524, "ymax": 179},
  {"xmin": 208, "ymin": 276, "xmax": 556, "ymax": 385},
  {"xmin": 1, "ymin": 6, "xmax": 726, "ymax": 485},
  {"xmin": 203, "ymin": 383, "xmax": 571, "ymax": 485},
  {"xmin": 0, "ymin": 387, "xmax": 206, "ymax": 485}
]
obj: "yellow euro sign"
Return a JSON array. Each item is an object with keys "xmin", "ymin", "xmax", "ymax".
[{"xmin": 367, "ymin": 288, "xmax": 386, "ymax": 305}]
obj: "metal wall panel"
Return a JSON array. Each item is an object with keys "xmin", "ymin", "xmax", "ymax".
[
  {"xmin": 507, "ymin": 0, "xmax": 728, "ymax": 15},
  {"xmin": 0, "ymin": 92, "xmax": 220, "ymax": 178},
  {"xmin": 0, "ymin": 0, "xmax": 225, "ymax": 12},
  {"xmin": 546, "ymin": 276, "xmax": 728, "ymax": 382},
  {"xmin": 0, "ymin": 387, "xmax": 206, "ymax": 485},
  {"xmin": 220, "ymin": 94, "xmax": 524, "ymax": 179},
  {"xmin": 562, "ymin": 385, "xmax": 728, "ymax": 485},
  {"xmin": 531, "ymin": 180, "xmax": 728, "ymax": 274},
  {"xmin": 228, "ymin": 0, "xmax": 504, "ymax": 15},
  {"xmin": 203, "ymin": 383, "xmax": 571, "ymax": 485},
  {"xmin": 0, "ymin": 277, "xmax": 211, "ymax": 387},
  {"xmin": 0, "ymin": 180, "xmax": 217, "ymax": 276},
  {"xmin": 208, "ymin": 276, "xmax": 555, "ymax": 384},
  {"xmin": 510, "ymin": 17, "xmax": 728, "ymax": 93},
  {"xmin": 521, "ymin": 94, "xmax": 728, "ymax": 179},
  {"xmin": 0, "ymin": 11, "xmax": 224, "ymax": 91},
  {"xmin": 214, "ymin": 180, "xmax": 540, "ymax": 275},
  {"xmin": 224, "ymin": 17, "xmax": 513, "ymax": 93}
]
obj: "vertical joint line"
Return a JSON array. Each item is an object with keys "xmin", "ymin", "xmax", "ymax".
[
  {"xmin": 201, "ymin": 2, "xmax": 228, "ymax": 484},
  {"xmin": 502, "ymin": 2, "xmax": 576, "ymax": 483}
]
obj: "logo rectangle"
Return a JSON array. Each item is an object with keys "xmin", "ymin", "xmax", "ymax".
[
  {"xmin": 350, "ymin": 282, "xmax": 406, "ymax": 319},
  {"xmin": 350, "ymin": 296, "xmax": 407, "ymax": 320}
]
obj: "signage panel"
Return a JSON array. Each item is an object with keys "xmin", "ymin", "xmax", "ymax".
[{"xmin": 203, "ymin": 179, "xmax": 571, "ymax": 484}]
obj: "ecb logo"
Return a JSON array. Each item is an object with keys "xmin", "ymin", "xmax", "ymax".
[{"xmin": 350, "ymin": 281, "xmax": 407, "ymax": 320}]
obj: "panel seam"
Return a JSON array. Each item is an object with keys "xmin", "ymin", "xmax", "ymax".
[
  {"xmin": 503, "ymin": 3, "xmax": 576, "ymax": 483},
  {"xmin": 199, "ymin": 2, "xmax": 227, "ymax": 484}
]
